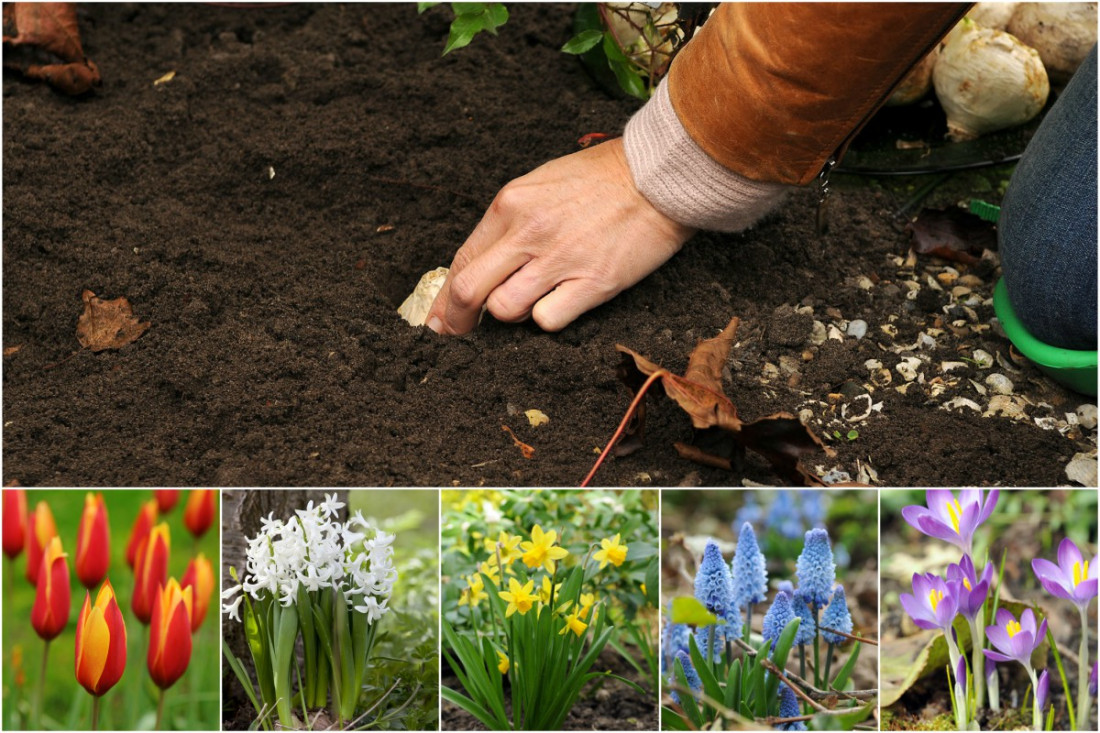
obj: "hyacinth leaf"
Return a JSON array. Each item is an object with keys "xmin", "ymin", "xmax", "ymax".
[
  {"xmin": 271, "ymin": 603, "xmax": 299, "ymax": 727},
  {"xmin": 832, "ymin": 639, "xmax": 862, "ymax": 691},
  {"xmin": 332, "ymin": 592, "xmax": 356, "ymax": 722},
  {"xmin": 725, "ymin": 658, "xmax": 742, "ymax": 710},
  {"xmin": 297, "ymin": 585, "xmax": 318, "ymax": 704},
  {"xmin": 673, "ymin": 657, "xmax": 704, "ymax": 727},
  {"xmin": 810, "ymin": 701, "xmax": 875, "ymax": 728},
  {"xmin": 243, "ymin": 595, "xmax": 277, "ymax": 708},
  {"xmin": 687, "ymin": 633, "xmax": 724, "ymax": 714},
  {"xmin": 742, "ymin": 641, "xmax": 768, "ymax": 713},
  {"xmin": 222, "ymin": 641, "xmax": 263, "ymax": 721},
  {"xmin": 762, "ymin": 617, "xmax": 801, "ymax": 716},
  {"xmin": 312, "ymin": 602, "xmax": 339, "ymax": 715},
  {"xmin": 670, "ymin": 596, "xmax": 721, "ymax": 627},
  {"xmin": 661, "ymin": 707, "xmax": 691, "ymax": 731}
]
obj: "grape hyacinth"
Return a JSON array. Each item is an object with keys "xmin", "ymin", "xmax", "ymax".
[
  {"xmin": 762, "ymin": 591, "xmax": 796, "ymax": 652},
  {"xmin": 820, "ymin": 586, "xmax": 852, "ymax": 644},
  {"xmin": 693, "ymin": 540, "xmax": 741, "ymax": 661},
  {"xmin": 795, "ymin": 529, "xmax": 836, "ymax": 607},
  {"xmin": 732, "ymin": 521, "xmax": 767, "ymax": 644},
  {"xmin": 670, "ymin": 650, "xmax": 702, "ymax": 706},
  {"xmin": 777, "ymin": 682, "xmax": 807, "ymax": 731}
]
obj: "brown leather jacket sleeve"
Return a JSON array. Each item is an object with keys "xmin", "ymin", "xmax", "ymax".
[{"xmin": 669, "ymin": 3, "xmax": 970, "ymax": 185}]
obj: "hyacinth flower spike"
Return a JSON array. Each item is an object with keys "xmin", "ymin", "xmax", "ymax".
[
  {"xmin": 791, "ymin": 592, "xmax": 816, "ymax": 680},
  {"xmin": 948, "ymin": 553, "xmax": 993, "ymax": 709},
  {"xmin": 820, "ymin": 585, "xmax": 853, "ymax": 685},
  {"xmin": 901, "ymin": 489, "xmax": 999, "ymax": 557},
  {"xmin": 777, "ymin": 682, "xmax": 807, "ymax": 731},
  {"xmin": 1032, "ymin": 536, "xmax": 1097, "ymax": 728},
  {"xmin": 762, "ymin": 591, "xmax": 796, "ymax": 652},
  {"xmin": 796, "ymin": 527, "xmax": 835, "ymax": 687},
  {"xmin": 670, "ymin": 650, "xmax": 702, "ymax": 706},
  {"xmin": 984, "ymin": 607, "xmax": 1047, "ymax": 731},
  {"xmin": 694, "ymin": 540, "xmax": 740, "ymax": 663},
  {"xmin": 731, "ymin": 521, "xmax": 767, "ymax": 642}
]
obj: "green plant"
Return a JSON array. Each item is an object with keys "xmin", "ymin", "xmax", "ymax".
[{"xmin": 417, "ymin": 3, "xmax": 508, "ymax": 55}]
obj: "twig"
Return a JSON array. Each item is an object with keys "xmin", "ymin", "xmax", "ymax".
[
  {"xmin": 819, "ymin": 626, "xmax": 879, "ymax": 646},
  {"xmin": 763, "ymin": 714, "xmax": 815, "ymax": 724},
  {"xmin": 43, "ymin": 349, "xmax": 79, "ymax": 371},
  {"xmin": 759, "ymin": 658, "xmax": 877, "ymax": 713},
  {"xmin": 781, "ymin": 666, "xmax": 878, "ymax": 701},
  {"xmin": 581, "ymin": 368, "xmax": 666, "ymax": 486}
]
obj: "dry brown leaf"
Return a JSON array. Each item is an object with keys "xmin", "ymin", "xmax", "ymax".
[
  {"xmin": 76, "ymin": 290, "xmax": 150, "ymax": 352},
  {"xmin": 3, "ymin": 3, "xmax": 100, "ymax": 95},
  {"xmin": 501, "ymin": 424, "xmax": 534, "ymax": 459},
  {"xmin": 3, "ymin": 345, "xmax": 23, "ymax": 356}
]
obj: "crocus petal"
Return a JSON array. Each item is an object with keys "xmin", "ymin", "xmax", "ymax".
[
  {"xmin": 901, "ymin": 505, "xmax": 932, "ymax": 531},
  {"xmin": 1074, "ymin": 578, "xmax": 1099, "ymax": 603},
  {"xmin": 1057, "ymin": 537, "xmax": 1084, "ymax": 572},
  {"xmin": 900, "ymin": 593, "xmax": 938, "ymax": 630},
  {"xmin": 977, "ymin": 489, "xmax": 999, "ymax": 525},
  {"xmin": 1035, "ymin": 617, "xmax": 1048, "ymax": 643},
  {"xmin": 955, "ymin": 501, "xmax": 980, "ymax": 545},
  {"xmin": 1019, "ymin": 608, "xmax": 1037, "ymax": 636},
  {"xmin": 986, "ymin": 624, "xmax": 1013, "ymax": 654},
  {"xmin": 926, "ymin": 490, "xmax": 958, "ymax": 524},
  {"xmin": 917, "ymin": 515, "xmax": 963, "ymax": 546},
  {"xmin": 983, "ymin": 649, "xmax": 1015, "ymax": 663},
  {"xmin": 1010, "ymin": 630, "xmax": 1035, "ymax": 662},
  {"xmin": 994, "ymin": 607, "xmax": 1017, "ymax": 627}
]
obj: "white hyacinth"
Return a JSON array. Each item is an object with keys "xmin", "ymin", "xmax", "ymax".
[{"xmin": 222, "ymin": 494, "xmax": 397, "ymax": 622}]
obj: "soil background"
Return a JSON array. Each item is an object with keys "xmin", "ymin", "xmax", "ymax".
[{"xmin": 3, "ymin": 3, "xmax": 1092, "ymax": 486}]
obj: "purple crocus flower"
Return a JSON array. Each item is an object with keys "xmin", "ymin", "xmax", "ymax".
[
  {"xmin": 1090, "ymin": 662, "xmax": 1097, "ymax": 697},
  {"xmin": 900, "ymin": 572, "xmax": 962, "ymax": 633},
  {"xmin": 946, "ymin": 554, "xmax": 993, "ymax": 619},
  {"xmin": 983, "ymin": 607, "xmax": 1047, "ymax": 668},
  {"xmin": 901, "ymin": 490, "xmax": 999, "ymax": 555},
  {"xmin": 1036, "ymin": 669, "xmax": 1049, "ymax": 712},
  {"xmin": 1031, "ymin": 537, "xmax": 1098, "ymax": 610}
]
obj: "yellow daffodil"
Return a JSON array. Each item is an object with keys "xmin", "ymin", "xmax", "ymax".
[
  {"xmin": 496, "ymin": 650, "xmax": 510, "ymax": 675},
  {"xmin": 538, "ymin": 576, "xmax": 563, "ymax": 604},
  {"xmin": 578, "ymin": 592, "xmax": 596, "ymax": 619},
  {"xmin": 521, "ymin": 525, "xmax": 569, "ymax": 574},
  {"xmin": 499, "ymin": 578, "xmax": 538, "ymax": 617},
  {"xmin": 484, "ymin": 530, "xmax": 523, "ymax": 566},
  {"xmin": 593, "ymin": 534, "xmax": 628, "ymax": 569},
  {"xmin": 478, "ymin": 560, "xmax": 501, "ymax": 584},
  {"xmin": 559, "ymin": 610, "xmax": 588, "ymax": 637},
  {"xmin": 459, "ymin": 573, "xmax": 488, "ymax": 608}
]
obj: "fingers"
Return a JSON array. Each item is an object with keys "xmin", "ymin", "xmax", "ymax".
[{"xmin": 531, "ymin": 279, "xmax": 614, "ymax": 333}]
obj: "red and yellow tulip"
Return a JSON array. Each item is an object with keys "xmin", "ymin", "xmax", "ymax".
[
  {"xmin": 25, "ymin": 501, "xmax": 59, "ymax": 585},
  {"xmin": 132, "ymin": 522, "xmax": 170, "ymax": 625},
  {"xmin": 181, "ymin": 553, "xmax": 214, "ymax": 631},
  {"xmin": 2, "ymin": 488, "xmax": 27, "ymax": 560},
  {"xmin": 154, "ymin": 489, "xmax": 180, "ymax": 513},
  {"xmin": 125, "ymin": 500, "xmax": 158, "ymax": 570},
  {"xmin": 75, "ymin": 493, "xmax": 110, "ymax": 589},
  {"xmin": 75, "ymin": 580, "xmax": 127, "ymax": 696},
  {"xmin": 147, "ymin": 579, "xmax": 193, "ymax": 689},
  {"xmin": 31, "ymin": 536, "xmax": 71, "ymax": 640},
  {"xmin": 182, "ymin": 490, "xmax": 215, "ymax": 539}
]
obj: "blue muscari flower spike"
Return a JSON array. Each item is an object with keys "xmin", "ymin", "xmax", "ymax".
[
  {"xmin": 695, "ymin": 540, "xmax": 735, "ymax": 616},
  {"xmin": 734, "ymin": 495, "xmax": 763, "ymax": 530},
  {"xmin": 796, "ymin": 528, "xmax": 836, "ymax": 607},
  {"xmin": 762, "ymin": 591, "xmax": 796, "ymax": 651},
  {"xmin": 694, "ymin": 606, "xmax": 742, "ymax": 663},
  {"xmin": 790, "ymin": 592, "xmax": 816, "ymax": 646},
  {"xmin": 820, "ymin": 586, "xmax": 853, "ymax": 645},
  {"xmin": 777, "ymin": 580, "xmax": 794, "ymax": 595},
  {"xmin": 768, "ymin": 491, "xmax": 803, "ymax": 539},
  {"xmin": 732, "ymin": 522, "xmax": 768, "ymax": 609},
  {"xmin": 802, "ymin": 490, "xmax": 826, "ymax": 528},
  {"xmin": 777, "ymin": 683, "xmax": 807, "ymax": 731},
  {"xmin": 661, "ymin": 614, "xmax": 690, "ymax": 673},
  {"xmin": 670, "ymin": 650, "xmax": 702, "ymax": 706}
]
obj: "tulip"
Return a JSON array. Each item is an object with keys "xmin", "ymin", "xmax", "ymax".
[
  {"xmin": 75, "ymin": 493, "xmax": 110, "ymax": 589},
  {"xmin": 154, "ymin": 489, "xmax": 180, "ymax": 513},
  {"xmin": 25, "ymin": 501, "xmax": 58, "ymax": 585},
  {"xmin": 147, "ymin": 578, "xmax": 194, "ymax": 689},
  {"xmin": 132, "ymin": 522, "xmax": 170, "ymax": 624},
  {"xmin": 125, "ymin": 500, "xmax": 158, "ymax": 569},
  {"xmin": 182, "ymin": 489, "xmax": 215, "ymax": 539},
  {"xmin": 901, "ymin": 489, "xmax": 999, "ymax": 556},
  {"xmin": 181, "ymin": 553, "xmax": 214, "ymax": 631},
  {"xmin": 75, "ymin": 580, "xmax": 128, "ymax": 732},
  {"xmin": 31, "ymin": 536, "xmax": 70, "ymax": 640},
  {"xmin": 3, "ymin": 488, "xmax": 27, "ymax": 559}
]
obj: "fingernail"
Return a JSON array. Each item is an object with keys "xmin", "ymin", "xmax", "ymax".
[{"xmin": 427, "ymin": 316, "xmax": 443, "ymax": 334}]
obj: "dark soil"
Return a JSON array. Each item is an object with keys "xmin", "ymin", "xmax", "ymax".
[
  {"xmin": 3, "ymin": 3, "xmax": 1092, "ymax": 486},
  {"xmin": 441, "ymin": 647, "xmax": 657, "ymax": 731}
]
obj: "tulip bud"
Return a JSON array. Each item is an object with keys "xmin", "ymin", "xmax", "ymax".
[
  {"xmin": 75, "ymin": 580, "xmax": 127, "ymax": 696},
  {"xmin": 75, "ymin": 493, "xmax": 110, "ymax": 589},
  {"xmin": 132, "ymin": 523, "xmax": 170, "ymax": 625},
  {"xmin": 3, "ymin": 488, "xmax": 27, "ymax": 560},
  {"xmin": 125, "ymin": 500, "xmax": 158, "ymax": 570},
  {"xmin": 182, "ymin": 490, "xmax": 215, "ymax": 539},
  {"xmin": 31, "ymin": 537, "xmax": 71, "ymax": 640},
  {"xmin": 155, "ymin": 490, "xmax": 180, "ymax": 513},
  {"xmin": 25, "ymin": 501, "xmax": 59, "ymax": 585},
  {"xmin": 147, "ymin": 579, "xmax": 193, "ymax": 689},
  {"xmin": 181, "ymin": 553, "xmax": 214, "ymax": 631}
]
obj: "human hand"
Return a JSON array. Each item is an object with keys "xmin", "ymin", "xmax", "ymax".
[{"xmin": 425, "ymin": 138, "xmax": 695, "ymax": 334}]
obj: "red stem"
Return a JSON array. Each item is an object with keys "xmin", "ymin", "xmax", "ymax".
[{"xmin": 580, "ymin": 369, "xmax": 665, "ymax": 487}]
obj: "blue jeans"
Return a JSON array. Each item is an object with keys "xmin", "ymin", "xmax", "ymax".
[{"xmin": 1000, "ymin": 45, "xmax": 1097, "ymax": 351}]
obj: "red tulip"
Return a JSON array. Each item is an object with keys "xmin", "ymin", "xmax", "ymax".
[
  {"xmin": 180, "ymin": 553, "xmax": 214, "ymax": 631},
  {"xmin": 3, "ymin": 488, "xmax": 27, "ymax": 559},
  {"xmin": 75, "ymin": 493, "xmax": 110, "ymax": 589},
  {"xmin": 125, "ymin": 500, "xmax": 158, "ymax": 570},
  {"xmin": 31, "ymin": 536, "xmax": 71, "ymax": 640},
  {"xmin": 132, "ymin": 522, "xmax": 169, "ymax": 625},
  {"xmin": 154, "ymin": 490, "xmax": 180, "ymax": 513},
  {"xmin": 75, "ymin": 580, "xmax": 127, "ymax": 696},
  {"xmin": 182, "ymin": 490, "xmax": 215, "ymax": 539},
  {"xmin": 25, "ymin": 501, "xmax": 58, "ymax": 585},
  {"xmin": 147, "ymin": 578, "xmax": 193, "ymax": 689}
]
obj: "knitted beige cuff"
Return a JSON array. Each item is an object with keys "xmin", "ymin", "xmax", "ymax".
[{"xmin": 623, "ymin": 78, "xmax": 792, "ymax": 232}]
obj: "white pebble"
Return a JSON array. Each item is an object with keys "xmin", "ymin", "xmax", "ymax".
[
  {"xmin": 1076, "ymin": 404, "xmax": 1098, "ymax": 430},
  {"xmin": 942, "ymin": 397, "xmax": 982, "ymax": 412},
  {"xmin": 984, "ymin": 374, "xmax": 1014, "ymax": 395},
  {"xmin": 810, "ymin": 321, "xmax": 828, "ymax": 346},
  {"xmin": 971, "ymin": 350, "xmax": 994, "ymax": 369},
  {"xmin": 896, "ymin": 356, "xmax": 922, "ymax": 382},
  {"xmin": 846, "ymin": 319, "xmax": 868, "ymax": 339}
]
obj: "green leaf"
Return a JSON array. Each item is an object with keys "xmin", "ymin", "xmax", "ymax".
[
  {"xmin": 763, "ymin": 617, "xmax": 800, "ymax": 716},
  {"xmin": 223, "ymin": 642, "xmax": 264, "ymax": 719},
  {"xmin": 661, "ymin": 706, "xmax": 691, "ymax": 730},
  {"xmin": 811, "ymin": 701, "xmax": 874, "ymax": 729},
  {"xmin": 673, "ymin": 658, "xmax": 704, "ymax": 728},
  {"xmin": 644, "ymin": 557, "xmax": 659, "ymax": 608},
  {"xmin": 670, "ymin": 596, "xmax": 720, "ymax": 626},
  {"xmin": 452, "ymin": 2, "xmax": 487, "ymax": 15},
  {"xmin": 687, "ymin": 634, "xmax": 724, "ymax": 717},
  {"xmin": 831, "ymin": 640, "xmax": 861, "ymax": 691},
  {"xmin": 442, "ymin": 3, "xmax": 508, "ymax": 54},
  {"xmin": 416, "ymin": 2, "xmax": 440, "ymax": 13},
  {"xmin": 561, "ymin": 29, "xmax": 605, "ymax": 55}
]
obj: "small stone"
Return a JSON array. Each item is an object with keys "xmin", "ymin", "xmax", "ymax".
[
  {"xmin": 827, "ymin": 325, "xmax": 845, "ymax": 342},
  {"xmin": 857, "ymin": 276, "xmax": 874, "ymax": 290},
  {"xmin": 871, "ymin": 368, "xmax": 892, "ymax": 387},
  {"xmin": 1065, "ymin": 451, "xmax": 1098, "ymax": 487},
  {"xmin": 880, "ymin": 324, "xmax": 898, "ymax": 338},
  {"xmin": 864, "ymin": 359, "xmax": 884, "ymax": 372},
  {"xmin": 936, "ymin": 271, "xmax": 959, "ymax": 287},
  {"xmin": 951, "ymin": 285, "xmax": 973, "ymax": 299},
  {"xmin": 971, "ymin": 350, "xmax": 994, "ymax": 369},
  {"xmin": 1076, "ymin": 404, "xmax": 1098, "ymax": 430},
  {"xmin": 943, "ymin": 397, "xmax": 982, "ymax": 412},
  {"xmin": 810, "ymin": 320, "xmax": 828, "ymax": 346},
  {"xmin": 762, "ymin": 362, "xmax": 780, "ymax": 381},
  {"xmin": 825, "ymin": 307, "xmax": 844, "ymax": 321},
  {"xmin": 779, "ymin": 355, "xmax": 801, "ymax": 377},
  {"xmin": 822, "ymin": 469, "xmax": 852, "ymax": 484},
  {"xmin": 958, "ymin": 274, "xmax": 984, "ymax": 288},
  {"xmin": 881, "ymin": 283, "xmax": 902, "ymax": 299},
  {"xmin": 802, "ymin": 350, "xmax": 815, "ymax": 362},
  {"xmin": 846, "ymin": 319, "xmax": 868, "ymax": 339},
  {"xmin": 798, "ymin": 408, "xmax": 815, "ymax": 424},
  {"xmin": 927, "ymin": 274, "xmax": 945, "ymax": 291},
  {"xmin": 941, "ymin": 361, "xmax": 968, "ymax": 372},
  {"xmin": 984, "ymin": 374, "xmax": 1014, "ymax": 395},
  {"xmin": 985, "ymin": 395, "xmax": 1026, "ymax": 419}
]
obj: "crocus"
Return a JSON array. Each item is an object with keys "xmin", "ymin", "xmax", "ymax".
[
  {"xmin": 1089, "ymin": 662, "xmax": 1096, "ymax": 696},
  {"xmin": 983, "ymin": 607, "xmax": 1046, "ymax": 668},
  {"xmin": 795, "ymin": 528, "xmax": 836, "ymax": 607},
  {"xmin": 25, "ymin": 501, "xmax": 58, "ymax": 585},
  {"xmin": 154, "ymin": 490, "xmax": 180, "ymax": 513},
  {"xmin": 901, "ymin": 489, "xmax": 999, "ymax": 556},
  {"xmin": 900, "ymin": 572, "xmax": 962, "ymax": 633},
  {"xmin": 820, "ymin": 586, "xmax": 853, "ymax": 644},
  {"xmin": 762, "ymin": 591, "xmax": 796, "ymax": 651},
  {"xmin": 777, "ymin": 683, "xmax": 807, "ymax": 731},
  {"xmin": 147, "ymin": 579, "xmax": 193, "ymax": 689},
  {"xmin": 75, "ymin": 580, "xmax": 127, "ymax": 696},
  {"xmin": 1035, "ymin": 669, "xmax": 1049, "ymax": 713},
  {"xmin": 132, "ymin": 522, "xmax": 170, "ymax": 624},
  {"xmin": 731, "ymin": 522, "xmax": 768, "ymax": 609},
  {"xmin": 31, "ymin": 536, "xmax": 71, "ymax": 640},
  {"xmin": 1031, "ymin": 537, "xmax": 1098, "ymax": 609},
  {"xmin": 125, "ymin": 500, "xmax": 157, "ymax": 569},
  {"xmin": 3, "ymin": 488, "xmax": 27, "ymax": 559},
  {"xmin": 75, "ymin": 493, "xmax": 110, "ymax": 589},
  {"xmin": 182, "ymin": 490, "xmax": 215, "ymax": 539},
  {"xmin": 670, "ymin": 650, "xmax": 702, "ymax": 706},
  {"xmin": 946, "ymin": 554, "xmax": 993, "ymax": 619},
  {"xmin": 180, "ymin": 553, "xmax": 214, "ymax": 631}
]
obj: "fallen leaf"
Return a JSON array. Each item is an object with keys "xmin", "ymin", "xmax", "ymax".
[
  {"xmin": 3, "ymin": 3, "xmax": 101, "ymax": 95},
  {"xmin": 376, "ymin": 224, "xmax": 395, "ymax": 233},
  {"xmin": 907, "ymin": 207, "xmax": 996, "ymax": 265},
  {"xmin": 524, "ymin": 409, "xmax": 549, "ymax": 427},
  {"xmin": 501, "ymin": 424, "xmax": 534, "ymax": 459},
  {"xmin": 152, "ymin": 70, "xmax": 175, "ymax": 85},
  {"xmin": 3, "ymin": 345, "xmax": 23, "ymax": 356},
  {"xmin": 76, "ymin": 290, "xmax": 151, "ymax": 352}
]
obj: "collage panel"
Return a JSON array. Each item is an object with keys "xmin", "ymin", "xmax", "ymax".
[
  {"xmin": 439, "ymin": 489, "xmax": 659, "ymax": 731},
  {"xmin": 220, "ymin": 489, "xmax": 439, "ymax": 731},
  {"xmin": 1, "ymin": 489, "xmax": 219, "ymax": 731},
  {"xmin": 660, "ymin": 489, "xmax": 879, "ymax": 731},
  {"xmin": 881, "ymin": 489, "xmax": 1097, "ymax": 732}
]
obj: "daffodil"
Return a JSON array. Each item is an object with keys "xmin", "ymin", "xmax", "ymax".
[
  {"xmin": 538, "ymin": 576, "xmax": 562, "ymax": 605},
  {"xmin": 520, "ymin": 525, "xmax": 569, "ymax": 574},
  {"xmin": 478, "ymin": 560, "xmax": 501, "ymax": 584},
  {"xmin": 499, "ymin": 578, "xmax": 538, "ymax": 617},
  {"xmin": 496, "ymin": 650, "xmax": 509, "ymax": 675},
  {"xmin": 578, "ymin": 592, "xmax": 596, "ymax": 619},
  {"xmin": 459, "ymin": 574, "xmax": 488, "ymax": 608},
  {"xmin": 559, "ymin": 611, "xmax": 588, "ymax": 637},
  {"xmin": 485, "ymin": 530, "xmax": 523, "ymax": 566},
  {"xmin": 593, "ymin": 534, "xmax": 628, "ymax": 569}
]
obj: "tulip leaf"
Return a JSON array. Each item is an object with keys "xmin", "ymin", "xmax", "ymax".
[{"xmin": 670, "ymin": 596, "xmax": 721, "ymax": 627}]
